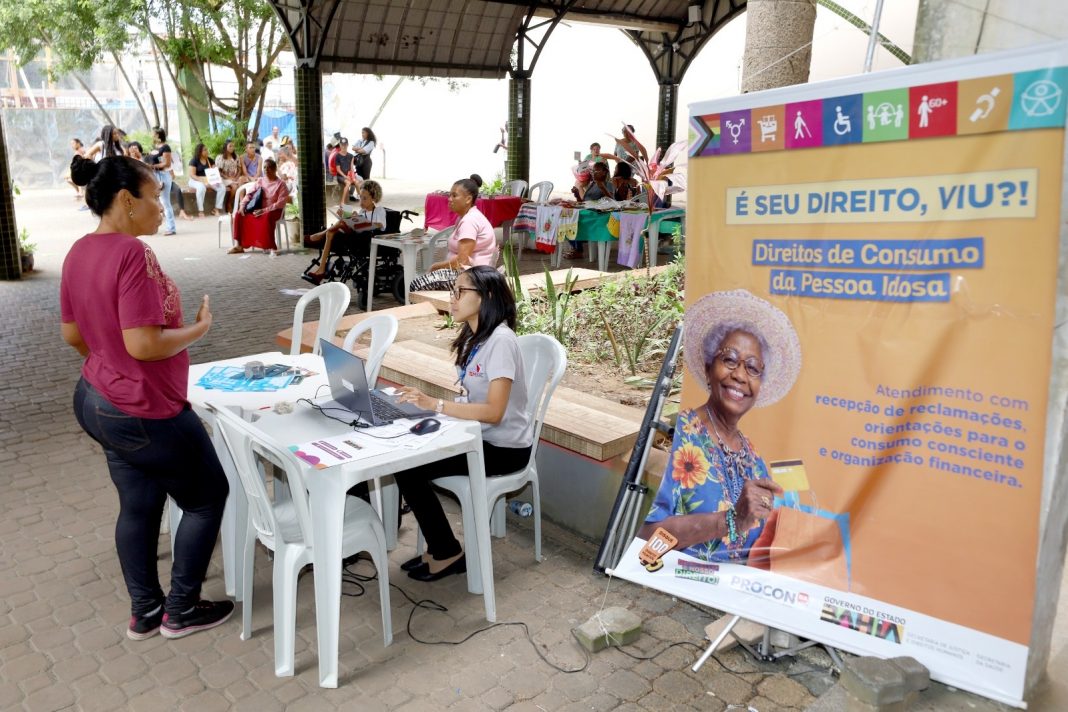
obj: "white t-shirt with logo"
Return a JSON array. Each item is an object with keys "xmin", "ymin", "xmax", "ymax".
[{"xmin": 459, "ymin": 324, "xmax": 531, "ymax": 448}]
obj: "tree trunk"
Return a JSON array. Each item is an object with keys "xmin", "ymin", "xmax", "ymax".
[
  {"xmin": 111, "ymin": 50, "xmax": 152, "ymax": 130},
  {"xmin": 741, "ymin": 0, "xmax": 817, "ymax": 93},
  {"xmin": 71, "ymin": 72, "xmax": 117, "ymax": 127},
  {"xmin": 150, "ymin": 41, "xmax": 169, "ymax": 133}
]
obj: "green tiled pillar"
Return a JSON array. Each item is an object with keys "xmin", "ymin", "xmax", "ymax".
[
  {"xmin": 295, "ymin": 64, "xmax": 326, "ymax": 235},
  {"xmin": 656, "ymin": 82, "xmax": 679, "ymax": 154},
  {"xmin": 0, "ymin": 116, "xmax": 20, "ymax": 280},
  {"xmin": 506, "ymin": 72, "xmax": 531, "ymax": 184}
]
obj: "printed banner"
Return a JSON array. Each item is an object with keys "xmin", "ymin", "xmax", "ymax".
[{"xmin": 613, "ymin": 43, "xmax": 1068, "ymax": 707}]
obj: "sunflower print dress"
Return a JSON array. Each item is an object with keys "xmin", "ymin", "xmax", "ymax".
[{"xmin": 644, "ymin": 409, "xmax": 771, "ymax": 562}]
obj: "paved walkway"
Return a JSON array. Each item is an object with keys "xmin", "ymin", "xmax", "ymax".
[{"xmin": 1, "ymin": 186, "xmax": 1064, "ymax": 711}]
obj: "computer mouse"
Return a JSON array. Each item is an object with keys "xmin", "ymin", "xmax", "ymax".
[{"xmin": 410, "ymin": 418, "xmax": 441, "ymax": 435}]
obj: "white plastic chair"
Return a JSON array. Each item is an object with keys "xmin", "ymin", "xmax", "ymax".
[
  {"xmin": 416, "ymin": 334, "xmax": 567, "ymax": 562},
  {"xmin": 290, "ymin": 282, "xmax": 351, "ymax": 356},
  {"xmin": 341, "ymin": 314, "xmax": 401, "ymax": 548},
  {"xmin": 342, "ymin": 313, "xmax": 398, "ymax": 388},
  {"xmin": 414, "ymin": 226, "xmax": 455, "ymax": 277},
  {"xmin": 219, "ymin": 181, "xmax": 257, "ymax": 248},
  {"xmin": 504, "ymin": 179, "xmax": 528, "ymax": 198},
  {"xmin": 528, "ymin": 181, "xmax": 553, "ymax": 204},
  {"xmin": 211, "ymin": 405, "xmax": 391, "ymax": 677}
]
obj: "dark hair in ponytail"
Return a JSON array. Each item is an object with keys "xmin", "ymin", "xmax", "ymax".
[
  {"xmin": 451, "ymin": 266, "xmax": 517, "ymax": 369},
  {"xmin": 71, "ymin": 155, "xmax": 155, "ymax": 217},
  {"xmin": 453, "ymin": 173, "xmax": 483, "ymax": 201}
]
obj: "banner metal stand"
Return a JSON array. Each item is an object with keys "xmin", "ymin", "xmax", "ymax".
[
  {"xmin": 692, "ymin": 614, "xmax": 845, "ymax": 673},
  {"xmin": 594, "ymin": 324, "xmax": 683, "ymax": 574}
]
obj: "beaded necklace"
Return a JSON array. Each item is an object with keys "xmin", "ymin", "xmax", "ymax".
[{"xmin": 705, "ymin": 404, "xmax": 756, "ymax": 555}]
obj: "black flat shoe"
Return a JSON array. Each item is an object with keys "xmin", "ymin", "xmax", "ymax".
[
  {"xmin": 407, "ymin": 554, "xmax": 466, "ymax": 582},
  {"xmin": 400, "ymin": 555, "xmax": 427, "ymax": 572}
]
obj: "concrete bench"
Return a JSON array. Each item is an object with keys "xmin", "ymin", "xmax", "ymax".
[
  {"xmin": 361, "ymin": 340, "xmax": 642, "ymax": 462},
  {"xmin": 275, "ymin": 301, "xmax": 438, "ymax": 354}
]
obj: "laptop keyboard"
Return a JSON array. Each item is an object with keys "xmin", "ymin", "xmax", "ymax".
[{"xmin": 370, "ymin": 394, "xmax": 408, "ymax": 424}]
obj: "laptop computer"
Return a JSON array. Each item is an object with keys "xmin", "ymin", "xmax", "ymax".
[{"xmin": 320, "ymin": 339, "xmax": 436, "ymax": 425}]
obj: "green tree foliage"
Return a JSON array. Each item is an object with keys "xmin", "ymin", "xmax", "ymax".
[{"xmin": 0, "ymin": 0, "xmax": 289, "ymax": 136}]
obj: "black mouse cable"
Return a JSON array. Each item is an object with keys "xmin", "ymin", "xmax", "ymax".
[{"xmin": 295, "ymin": 397, "xmax": 412, "ymax": 440}]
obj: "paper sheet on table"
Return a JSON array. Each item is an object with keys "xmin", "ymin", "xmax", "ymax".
[{"xmin": 288, "ymin": 419, "xmax": 459, "ymax": 469}]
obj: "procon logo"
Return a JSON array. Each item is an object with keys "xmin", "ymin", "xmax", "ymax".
[{"xmin": 728, "ymin": 576, "xmax": 810, "ymax": 608}]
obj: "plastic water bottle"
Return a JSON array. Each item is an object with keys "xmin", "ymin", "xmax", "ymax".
[{"xmin": 508, "ymin": 501, "xmax": 533, "ymax": 517}]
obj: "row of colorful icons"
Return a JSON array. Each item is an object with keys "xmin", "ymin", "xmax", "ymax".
[{"xmin": 690, "ymin": 66, "xmax": 1068, "ymax": 157}]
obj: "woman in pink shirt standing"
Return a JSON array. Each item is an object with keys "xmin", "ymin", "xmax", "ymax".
[
  {"xmin": 409, "ymin": 173, "xmax": 497, "ymax": 293},
  {"xmin": 61, "ymin": 155, "xmax": 233, "ymax": 641}
]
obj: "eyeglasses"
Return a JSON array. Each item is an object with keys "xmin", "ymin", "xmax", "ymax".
[
  {"xmin": 450, "ymin": 286, "xmax": 478, "ymax": 299},
  {"xmin": 715, "ymin": 349, "xmax": 764, "ymax": 379}
]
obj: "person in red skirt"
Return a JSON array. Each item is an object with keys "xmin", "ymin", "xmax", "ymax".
[{"xmin": 228, "ymin": 158, "xmax": 291, "ymax": 255}]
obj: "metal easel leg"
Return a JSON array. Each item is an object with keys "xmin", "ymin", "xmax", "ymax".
[{"xmin": 692, "ymin": 615, "xmax": 741, "ymax": 672}]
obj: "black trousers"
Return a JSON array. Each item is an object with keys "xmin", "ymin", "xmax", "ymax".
[
  {"xmin": 73, "ymin": 379, "xmax": 228, "ymax": 616},
  {"xmin": 395, "ymin": 442, "xmax": 532, "ymax": 559}
]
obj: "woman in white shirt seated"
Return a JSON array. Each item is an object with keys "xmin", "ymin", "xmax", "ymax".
[
  {"xmin": 302, "ymin": 179, "xmax": 386, "ymax": 285},
  {"xmin": 396, "ymin": 266, "xmax": 532, "ymax": 581}
]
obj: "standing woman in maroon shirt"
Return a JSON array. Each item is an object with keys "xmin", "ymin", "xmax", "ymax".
[{"xmin": 61, "ymin": 155, "xmax": 234, "ymax": 641}]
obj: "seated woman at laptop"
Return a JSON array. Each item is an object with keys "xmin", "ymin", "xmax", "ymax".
[
  {"xmin": 302, "ymin": 180, "xmax": 386, "ymax": 285},
  {"xmin": 395, "ymin": 266, "xmax": 531, "ymax": 581}
]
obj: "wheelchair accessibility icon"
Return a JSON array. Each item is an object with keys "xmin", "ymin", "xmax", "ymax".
[{"xmin": 833, "ymin": 105, "xmax": 852, "ymax": 136}]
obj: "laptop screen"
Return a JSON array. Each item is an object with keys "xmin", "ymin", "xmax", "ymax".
[{"xmin": 320, "ymin": 339, "xmax": 372, "ymax": 415}]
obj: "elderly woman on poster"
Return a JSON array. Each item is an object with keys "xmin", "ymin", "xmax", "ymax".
[{"xmin": 640, "ymin": 289, "xmax": 802, "ymax": 563}]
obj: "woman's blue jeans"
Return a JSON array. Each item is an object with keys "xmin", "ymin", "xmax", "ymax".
[
  {"xmin": 157, "ymin": 170, "xmax": 176, "ymax": 233},
  {"xmin": 73, "ymin": 378, "xmax": 229, "ymax": 616}
]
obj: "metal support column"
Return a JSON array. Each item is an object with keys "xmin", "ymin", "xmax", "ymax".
[
  {"xmin": 656, "ymin": 82, "xmax": 679, "ymax": 154},
  {"xmin": 0, "ymin": 116, "xmax": 20, "ymax": 280},
  {"xmin": 294, "ymin": 64, "xmax": 326, "ymax": 235},
  {"xmin": 506, "ymin": 72, "xmax": 531, "ymax": 184}
]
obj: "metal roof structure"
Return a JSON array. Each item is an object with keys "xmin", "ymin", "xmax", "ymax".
[{"xmin": 269, "ymin": 0, "xmax": 747, "ymax": 83}]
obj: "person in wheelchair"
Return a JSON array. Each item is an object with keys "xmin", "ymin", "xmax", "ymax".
[{"xmin": 302, "ymin": 180, "xmax": 386, "ymax": 285}]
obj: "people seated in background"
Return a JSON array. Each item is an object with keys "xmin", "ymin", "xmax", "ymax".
[
  {"xmin": 612, "ymin": 161, "xmax": 638, "ymax": 201},
  {"xmin": 301, "ymin": 180, "xmax": 386, "ymax": 285},
  {"xmin": 215, "ymin": 140, "xmax": 241, "ymax": 213},
  {"xmin": 393, "ymin": 266, "xmax": 533, "ymax": 582},
  {"xmin": 228, "ymin": 159, "xmax": 291, "ymax": 255},
  {"xmin": 408, "ymin": 174, "xmax": 497, "ymax": 294},
  {"xmin": 566, "ymin": 162, "xmax": 615, "ymax": 258},
  {"xmin": 276, "ymin": 145, "xmax": 299, "ymax": 196},
  {"xmin": 240, "ymin": 141, "xmax": 262, "ymax": 181},
  {"xmin": 188, "ymin": 143, "xmax": 226, "ymax": 217},
  {"xmin": 329, "ymin": 138, "xmax": 359, "ymax": 206}
]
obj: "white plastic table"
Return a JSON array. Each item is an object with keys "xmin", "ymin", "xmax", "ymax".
[
  {"xmin": 249, "ymin": 405, "xmax": 495, "ymax": 688},
  {"xmin": 184, "ymin": 351, "xmax": 330, "ymax": 599},
  {"xmin": 366, "ymin": 232, "xmax": 430, "ymax": 311}
]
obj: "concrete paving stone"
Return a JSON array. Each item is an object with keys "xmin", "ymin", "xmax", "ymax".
[
  {"xmin": 272, "ymin": 678, "xmax": 311, "ymax": 705},
  {"xmin": 757, "ymin": 674, "xmax": 814, "ymax": 707},
  {"xmin": 15, "ymin": 671, "xmax": 53, "ymax": 697},
  {"xmin": 179, "ymin": 689, "xmax": 233, "ymax": 712},
  {"xmin": 286, "ymin": 694, "xmax": 338, "ymax": 712},
  {"xmin": 51, "ymin": 599, "xmax": 96, "ymax": 626},
  {"xmin": 49, "ymin": 653, "xmax": 100, "ymax": 683},
  {"xmin": 229, "ymin": 690, "xmax": 285, "ymax": 712},
  {"xmin": 99, "ymin": 651, "xmax": 150, "ymax": 685},
  {"xmin": 552, "ymin": 667, "xmax": 601, "ymax": 701},
  {"xmin": 601, "ymin": 668, "xmax": 653, "ymax": 701},
  {"xmin": 500, "ymin": 666, "xmax": 552, "ymax": 699},
  {"xmin": 126, "ymin": 687, "xmax": 183, "ymax": 712},
  {"xmin": 0, "ymin": 640, "xmax": 33, "ymax": 666},
  {"xmin": 0, "ymin": 621, "xmax": 30, "ymax": 647},
  {"xmin": 21, "ymin": 683, "xmax": 75, "ymax": 712},
  {"xmin": 0, "ymin": 681, "xmax": 23, "ymax": 709},
  {"xmin": 1, "ymin": 650, "xmax": 50, "ymax": 680},
  {"xmin": 73, "ymin": 681, "xmax": 128, "ymax": 712},
  {"xmin": 448, "ymin": 665, "xmax": 498, "ymax": 698},
  {"xmin": 198, "ymin": 656, "xmax": 248, "ymax": 689},
  {"xmin": 480, "ymin": 685, "xmax": 517, "ymax": 710},
  {"xmin": 704, "ymin": 667, "xmax": 757, "ymax": 705}
]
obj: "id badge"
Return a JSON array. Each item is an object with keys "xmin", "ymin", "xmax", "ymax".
[{"xmin": 454, "ymin": 395, "xmax": 469, "ymax": 404}]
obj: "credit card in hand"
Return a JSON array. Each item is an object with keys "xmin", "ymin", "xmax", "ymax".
[{"xmin": 768, "ymin": 459, "xmax": 809, "ymax": 492}]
